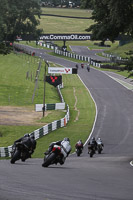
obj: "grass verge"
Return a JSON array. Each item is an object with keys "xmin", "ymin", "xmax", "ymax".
[
  {"xmin": 33, "ymin": 74, "xmax": 96, "ymax": 158},
  {"xmin": 0, "ymin": 53, "xmax": 96, "ymax": 158}
]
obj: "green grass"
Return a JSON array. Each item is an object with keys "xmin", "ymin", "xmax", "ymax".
[
  {"xmin": 19, "ymin": 40, "xmax": 133, "ymax": 79},
  {"xmin": 20, "ymin": 40, "xmax": 119, "ymax": 52},
  {"xmin": 0, "ymin": 53, "xmax": 96, "ymax": 158},
  {"xmin": 92, "ymin": 66, "xmax": 133, "ymax": 79},
  {"xmin": 34, "ymin": 74, "xmax": 96, "ymax": 158},
  {"xmin": 41, "ymin": 7, "xmax": 92, "ymax": 18},
  {"xmin": 38, "ymin": 7, "xmax": 94, "ymax": 34},
  {"xmin": 0, "ymin": 53, "xmax": 60, "ymax": 106},
  {"xmin": 105, "ymin": 40, "xmax": 133, "ymax": 58},
  {"xmin": 0, "ymin": 125, "xmax": 41, "ymax": 147},
  {"xmin": 2, "ymin": 7, "xmax": 132, "ymax": 158},
  {"xmin": 0, "ymin": 53, "xmax": 65, "ymax": 147},
  {"xmin": 39, "ymin": 15, "xmax": 94, "ymax": 34}
]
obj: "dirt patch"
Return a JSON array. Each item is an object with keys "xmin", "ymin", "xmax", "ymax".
[
  {"xmin": 73, "ymin": 87, "xmax": 80, "ymax": 122},
  {"xmin": 0, "ymin": 106, "xmax": 49, "ymax": 126}
]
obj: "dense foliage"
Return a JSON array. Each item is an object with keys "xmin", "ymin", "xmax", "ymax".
[
  {"xmin": 41, "ymin": 0, "xmax": 80, "ymax": 7},
  {"xmin": 80, "ymin": 0, "xmax": 93, "ymax": 9},
  {"xmin": 0, "ymin": 0, "xmax": 42, "ymax": 54},
  {"xmin": 84, "ymin": 0, "xmax": 133, "ymax": 43}
]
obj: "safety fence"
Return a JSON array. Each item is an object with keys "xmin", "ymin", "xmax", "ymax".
[
  {"xmin": 38, "ymin": 41, "xmax": 129, "ymax": 68},
  {"xmin": 14, "ymin": 41, "xmax": 107, "ymax": 68},
  {"xmin": 55, "ymin": 48, "xmax": 104, "ymax": 67},
  {"xmin": 0, "ymin": 85, "xmax": 69, "ymax": 158},
  {"xmin": 102, "ymin": 52, "xmax": 123, "ymax": 60}
]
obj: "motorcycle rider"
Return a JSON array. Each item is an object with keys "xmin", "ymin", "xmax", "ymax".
[
  {"xmin": 75, "ymin": 64, "xmax": 79, "ymax": 69},
  {"xmin": 87, "ymin": 64, "xmax": 90, "ymax": 72},
  {"xmin": 29, "ymin": 134, "xmax": 37, "ymax": 156},
  {"xmin": 44, "ymin": 137, "xmax": 71, "ymax": 165},
  {"xmin": 14, "ymin": 133, "xmax": 30, "ymax": 147},
  {"xmin": 96, "ymin": 137, "xmax": 104, "ymax": 147},
  {"xmin": 75, "ymin": 140, "xmax": 84, "ymax": 152},
  {"xmin": 88, "ymin": 137, "xmax": 97, "ymax": 153},
  {"xmin": 13, "ymin": 133, "xmax": 36, "ymax": 161}
]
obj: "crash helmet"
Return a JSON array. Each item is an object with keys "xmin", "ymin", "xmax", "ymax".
[
  {"xmin": 63, "ymin": 137, "xmax": 70, "ymax": 142},
  {"xmin": 30, "ymin": 134, "xmax": 35, "ymax": 139},
  {"xmin": 24, "ymin": 133, "xmax": 30, "ymax": 137},
  {"xmin": 97, "ymin": 137, "xmax": 101, "ymax": 141},
  {"xmin": 91, "ymin": 137, "xmax": 95, "ymax": 141},
  {"xmin": 78, "ymin": 140, "xmax": 82, "ymax": 144}
]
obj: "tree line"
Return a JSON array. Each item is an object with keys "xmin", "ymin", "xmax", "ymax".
[
  {"xmin": 41, "ymin": 0, "xmax": 80, "ymax": 7},
  {"xmin": 81, "ymin": 0, "xmax": 133, "ymax": 43},
  {"xmin": 82, "ymin": 0, "xmax": 133, "ymax": 72},
  {"xmin": 1, "ymin": 0, "xmax": 133, "ymax": 58},
  {"xmin": 0, "ymin": 0, "xmax": 42, "ymax": 54}
]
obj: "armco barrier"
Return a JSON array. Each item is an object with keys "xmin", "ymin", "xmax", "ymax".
[
  {"xmin": 37, "ymin": 41, "xmax": 105, "ymax": 67},
  {"xmin": 54, "ymin": 49, "xmax": 91, "ymax": 63},
  {"xmin": 0, "ymin": 84, "xmax": 69, "ymax": 158},
  {"xmin": 0, "ymin": 105, "xmax": 69, "ymax": 158},
  {"xmin": 102, "ymin": 52, "xmax": 128, "ymax": 62}
]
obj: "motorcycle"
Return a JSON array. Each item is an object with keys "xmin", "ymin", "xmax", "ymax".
[
  {"xmin": 97, "ymin": 142, "xmax": 103, "ymax": 154},
  {"xmin": 87, "ymin": 66, "xmax": 90, "ymax": 72},
  {"xmin": 75, "ymin": 145, "xmax": 83, "ymax": 157},
  {"xmin": 81, "ymin": 64, "xmax": 84, "ymax": 69},
  {"xmin": 88, "ymin": 145, "xmax": 95, "ymax": 157},
  {"xmin": 10, "ymin": 142, "xmax": 31, "ymax": 164},
  {"xmin": 42, "ymin": 144, "xmax": 67, "ymax": 167}
]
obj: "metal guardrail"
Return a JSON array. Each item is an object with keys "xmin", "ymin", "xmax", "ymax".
[{"xmin": 0, "ymin": 85, "xmax": 69, "ymax": 157}]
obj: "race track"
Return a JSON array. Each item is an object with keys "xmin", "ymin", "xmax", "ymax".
[{"xmin": 0, "ymin": 46, "xmax": 133, "ymax": 200}]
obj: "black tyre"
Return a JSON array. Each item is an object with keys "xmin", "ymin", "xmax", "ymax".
[
  {"xmin": 98, "ymin": 149, "xmax": 102, "ymax": 154},
  {"xmin": 10, "ymin": 150, "xmax": 21, "ymax": 164},
  {"xmin": 42, "ymin": 153, "xmax": 57, "ymax": 167},
  {"xmin": 97, "ymin": 146, "xmax": 102, "ymax": 154},
  {"xmin": 90, "ymin": 150, "xmax": 94, "ymax": 158},
  {"xmin": 77, "ymin": 149, "xmax": 80, "ymax": 157}
]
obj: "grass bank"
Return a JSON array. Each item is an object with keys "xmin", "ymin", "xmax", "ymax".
[
  {"xmin": 105, "ymin": 40, "xmax": 133, "ymax": 58},
  {"xmin": 0, "ymin": 53, "xmax": 96, "ymax": 158},
  {"xmin": 41, "ymin": 7, "xmax": 92, "ymax": 18},
  {"xmin": 34, "ymin": 74, "xmax": 96, "ymax": 158}
]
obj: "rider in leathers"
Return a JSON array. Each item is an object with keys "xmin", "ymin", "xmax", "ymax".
[
  {"xmin": 96, "ymin": 137, "xmax": 104, "ymax": 147},
  {"xmin": 75, "ymin": 140, "xmax": 84, "ymax": 152},
  {"xmin": 88, "ymin": 137, "xmax": 97, "ymax": 152},
  {"xmin": 13, "ymin": 134, "xmax": 36, "ymax": 160},
  {"xmin": 29, "ymin": 134, "xmax": 37, "ymax": 155},
  {"xmin": 45, "ymin": 137, "xmax": 71, "ymax": 164}
]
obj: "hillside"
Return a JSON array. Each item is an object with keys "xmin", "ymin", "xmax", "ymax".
[{"xmin": 105, "ymin": 40, "xmax": 133, "ymax": 58}]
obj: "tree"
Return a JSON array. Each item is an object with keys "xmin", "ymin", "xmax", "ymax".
[
  {"xmin": 80, "ymin": 0, "xmax": 93, "ymax": 9},
  {"xmin": 0, "ymin": 0, "xmax": 42, "ymax": 54},
  {"xmin": 86, "ymin": 0, "xmax": 133, "ymax": 43}
]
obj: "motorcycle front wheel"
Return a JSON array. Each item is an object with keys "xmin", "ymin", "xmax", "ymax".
[
  {"xmin": 98, "ymin": 148, "xmax": 102, "ymax": 154},
  {"xmin": 76, "ymin": 149, "xmax": 81, "ymax": 157},
  {"xmin": 90, "ymin": 150, "xmax": 94, "ymax": 158},
  {"xmin": 10, "ymin": 150, "xmax": 21, "ymax": 164},
  {"xmin": 42, "ymin": 153, "xmax": 57, "ymax": 167}
]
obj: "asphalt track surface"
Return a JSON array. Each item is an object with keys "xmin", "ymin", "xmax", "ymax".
[{"xmin": 0, "ymin": 45, "xmax": 133, "ymax": 200}]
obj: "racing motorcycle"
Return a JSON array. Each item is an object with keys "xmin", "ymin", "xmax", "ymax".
[
  {"xmin": 42, "ymin": 144, "xmax": 67, "ymax": 167},
  {"xmin": 97, "ymin": 142, "xmax": 103, "ymax": 154},
  {"xmin": 88, "ymin": 144, "xmax": 96, "ymax": 158},
  {"xmin": 75, "ymin": 144, "xmax": 83, "ymax": 157},
  {"xmin": 10, "ymin": 142, "xmax": 31, "ymax": 164}
]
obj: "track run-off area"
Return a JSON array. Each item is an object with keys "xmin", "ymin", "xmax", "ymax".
[{"xmin": 0, "ymin": 45, "xmax": 133, "ymax": 200}]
